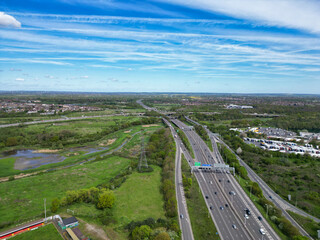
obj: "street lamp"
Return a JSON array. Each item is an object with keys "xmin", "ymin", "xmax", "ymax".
[{"xmin": 265, "ymin": 204, "xmax": 270, "ymax": 218}]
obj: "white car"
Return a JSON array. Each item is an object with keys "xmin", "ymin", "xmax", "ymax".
[
  {"xmin": 244, "ymin": 214, "xmax": 249, "ymax": 219},
  {"xmin": 260, "ymin": 228, "xmax": 266, "ymax": 235}
]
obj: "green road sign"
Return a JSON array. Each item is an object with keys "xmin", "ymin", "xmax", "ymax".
[{"xmin": 195, "ymin": 162, "xmax": 201, "ymax": 166}]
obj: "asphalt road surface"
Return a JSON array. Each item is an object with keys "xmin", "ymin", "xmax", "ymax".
[
  {"xmin": 172, "ymin": 119, "xmax": 280, "ymax": 240},
  {"xmin": 163, "ymin": 118, "xmax": 194, "ymax": 240},
  {"xmin": 211, "ymin": 134, "xmax": 316, "ymax": 238}
]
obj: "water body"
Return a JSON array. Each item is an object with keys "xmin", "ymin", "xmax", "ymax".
[
  {"xmin": 0, "ymin": 149, "xmax": 66, "ymax": 170},
  {"xmin": 0, "ymin": 131, "xmax": 141, "ymax": 171}
]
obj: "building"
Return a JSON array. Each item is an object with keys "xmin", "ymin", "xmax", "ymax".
[{"xmin": 59, "ymin": 217, "xmax": 79, "ymax": 230}]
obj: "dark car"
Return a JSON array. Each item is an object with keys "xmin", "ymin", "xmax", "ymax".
[
  {"xmin": 214, "ymin": 192, "xmax": 217, "ymax": 194},
  {"xmin": 269, "ymin": 195, "xmax": 273, "ymax": 199},
  {"xmin": 210, "ymin": 206, "xmax": 213, "ymax": 210},
  {"xmin": 245, "ymin": 209, "xmax": 251, "ymax": 215},
  {"xmin": 205, "ymin": 195, "xmax": 209, "ymax": 199},
  {"xmin": 219, "ymin": 179, "xmax": 222, "ymax": 182},
  {"xmin": 225, "ymin": 204, "xmax": 229, "ymax": 207},
  {"xmin": 258, "ymin": 216, "xmax": 262, "ymax": 221},
  {"xmin": 227, "ymin": 180, "xmax": 230, "ymax": 183}
]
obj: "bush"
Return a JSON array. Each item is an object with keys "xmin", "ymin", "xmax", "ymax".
[
  {"xmin": 154, "ymin": 232, "xmax": 171, "ymax": 240},
  {"xmin": 96, "ymin": 189, "xmax": 115, "ymax": 209},
  {"xmin": 50, "ymin": 198, "xmax": 60, "ymax": 213},
  {"xmin": 131, "ymin": 225, "xmax": 152, "ymax": 240}
]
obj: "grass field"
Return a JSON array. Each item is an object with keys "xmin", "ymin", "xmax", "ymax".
[
  {"xmin": 11, "ymin": 223, "xmax": 61, "ymax": 240},
  {"xmin": 57, "ymin": 165, "xmax": 166, "ymax": 240},
  {"xmin": 0, "ymin": 156, "xmax": 131, "ymax": 227},
  {"xmin": 287, "ymin": 211, "xmax": 320, "ymax": 239},
  {"xmin": 113, "ymin": 165, "xmax": 165, "ymax": 226},
  {"xmin": 0, "ymin": 157, "xmax": 21, "ymax": 177},
  {"xmin": 181, "ymin": 155, "xmax": 219, "ymax": 240}
]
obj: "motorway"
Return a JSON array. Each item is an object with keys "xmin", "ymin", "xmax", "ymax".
[
  {"xmin": 186, "ymin": 114, "xmax": 317, "ymax": 238},
  {"xmin": 210, "ymin": 134, "xmax": 316, "ymax": 238},
  {"xmin": 186, "ymin": 114, "xmax": 320, "ymax": 225},
  {"xmin": 164, "ymin": 118, "xmax": 194, "ymax": 240},
  {"xmin": 172, "ymin": 119, "xmax": 280, "ymax": 240}
]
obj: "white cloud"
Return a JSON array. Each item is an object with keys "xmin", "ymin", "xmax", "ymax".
[
  {"xmin": 45, "ymin": 75, "xmax": 55, "ymax": 79},
  {"xmin": 156, "ymin": 0, "xmax": 320, "ymax": 33},
  {"xmin": 15, "ymin": 78, "xmax": 24, "ymax": 81},
  {"xmin": 109, "ymin": 77, "xmax": 119, "ymax": 82},
  {"xmin": 10, "ymin": 68, "xmax": 22, "ymax": 71},
  {"xmin": 0, "ymin": 12, "xmax": 21, "ymax": 28}
]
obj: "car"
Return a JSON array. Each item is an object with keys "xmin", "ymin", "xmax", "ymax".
[
  {"xmin": 205, "ymin": 195, "xmax": 209, "ymax": 199},
  {"xmin": 244, "ymin": 214, "xmax": 249, "ymax": 219},
  {"xmin": 180, "ymin": 214, "xmax": 184, "ymax": 219},
  {"xmin": 214, "ymin": 192, "xmax": 217, "ymax": 194},
  {"xmin": 258, "ymin": 216, "xmax": 262, "ymax": 221},
  {"xmin": 210, "ymin": 206, "xmax": 213, "ymax": 210},
  {"xmin": 232, "ymin": 224, "xmax": 237, "ymax": 229},
  {"xmin": 227, "ymin": 180, "xmax": 230, "ymax": 183},
  {"xmin": 220, "ymin": 206, "xmax": 224, "ymax": 210},
  {"xmin": 269, "ymin": 195, "xmax": 273, "ymax": 199},
  {"xmin": 210, "ymin": 181, "xmax": 213, "ymax": 184},
  {"xmin": 245, "ymin": 208, "xmax": 251, "ymax": 215},
  {"xmin": 225, "ymin": 204, "xmax": 229, "ymax": 207},
  {"xmin": 259, "ymin": 228, "xmax": 266, "ymax": 235},
  {"xmin": 219, "ymin": 179, "xmax": 222, "ymax": 182}
]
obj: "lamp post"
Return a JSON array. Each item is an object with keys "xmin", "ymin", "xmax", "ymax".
[
  {"xmin": 44, "ymin": 198, "xmax": 47, "ymax": 223},
  {"xmin": 265, "ymin": 204, "xmax": 269, "ymax": 218}
]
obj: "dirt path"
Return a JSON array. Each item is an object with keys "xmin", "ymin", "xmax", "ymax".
[
  {"xmin": 142, "ymin": 124, "xmax": 159, "ymax": 127},
  {"xmin": 84, "ymin": 222, "xmax": 110, "ymax": 240}
]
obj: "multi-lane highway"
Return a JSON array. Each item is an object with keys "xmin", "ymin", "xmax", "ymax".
[
  {"xmin": 187, "ymin": 114, "xmax": 320, "ymax": 229},
  {"xmin": 164, "ymin": 118, "xmax": 194, "ymax": 240},
  {"xmin": 208, "ymin": 133, "xmax": 316, "ymax": 238},
  {"xmin": 172, "ymin": 119, "xmax": 280, "ymax": 240},
  {"xmin": 137, "ymin": 99, "xmax": 280, "ymax": 240}
]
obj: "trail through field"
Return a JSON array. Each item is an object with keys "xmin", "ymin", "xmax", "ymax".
[{"xmin": 84, "ymin": 222, "xmax": 110, "ymax": 240}]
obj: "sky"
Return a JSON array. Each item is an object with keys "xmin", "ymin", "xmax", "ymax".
[{"xmin": 1, "ymin": 0, "xmax": 320, "ymax": 93}]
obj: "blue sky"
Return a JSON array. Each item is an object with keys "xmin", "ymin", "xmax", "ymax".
[{"xmin": 1, "ymin": 0, "xmax": 320, "ymax": 93}]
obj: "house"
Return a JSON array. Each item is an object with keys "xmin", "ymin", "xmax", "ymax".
[{"xmin": 59, "ymin": 217, "xmax": 79, "ymax": 230}]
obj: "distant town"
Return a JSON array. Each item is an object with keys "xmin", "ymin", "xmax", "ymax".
[{"xmin": 0, "ymin": 100, "xmax": 102, "ymax": 115}]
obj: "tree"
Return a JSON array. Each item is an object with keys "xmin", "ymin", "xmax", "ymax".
[
  {"xmin": 97, "ymin": 189, "xmax": 115, "ymax": 209},
  {"xmin": 154, "ymin": 232, "xmax": 171, "ymax": 240},
  {"xmin": 279, "ymin": 217, "xmax": 300, "ymax": 237},
  {"xmin": 131, "ymin": 225, "xmax": 152, "ymax": 240},
  {"xmin": 6, "ymin": 137, "xmax": 18, "ymax": 147},
  {"xmin": 238, "ymin": 166, "xmax": 248, "ymax": 179},
  {"xmin": 251, "ymin": 182, "xmax": 263, "ymax": 197},
  {"xmin": 51, "ymin": 198, "xmax": 60, "ymax": 213}
]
